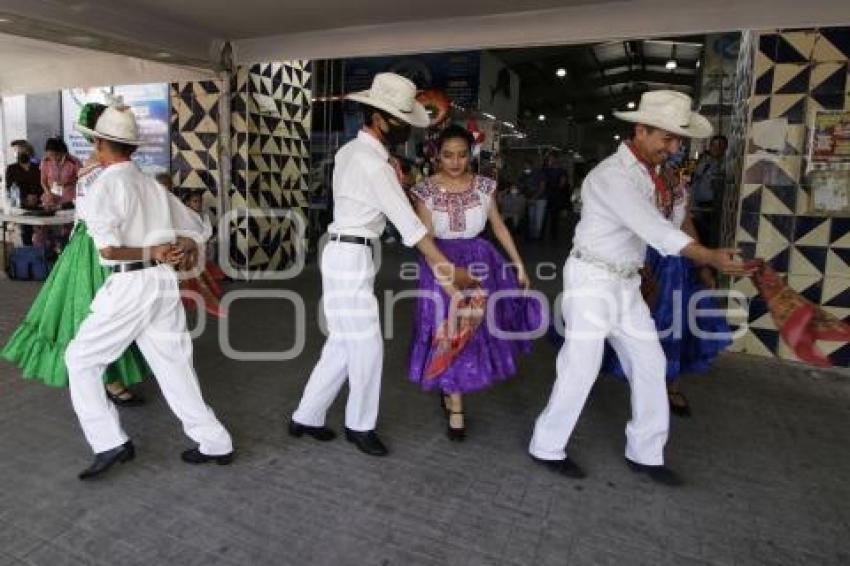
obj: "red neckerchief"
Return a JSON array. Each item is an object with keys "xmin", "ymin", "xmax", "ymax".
[{"xmin": 626, "ymin": 141, "xmax": 672, "ymax": 217}]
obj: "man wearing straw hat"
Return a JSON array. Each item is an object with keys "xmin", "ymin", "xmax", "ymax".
[
  {"xmin": 288, "ymin": 73, "xmax": 477, "ymax": 457},
  {"xmin": 528, "ymin": 91, "xmax": 754, "ymax": 485},
  {"xmin": 66, "ymin": 104, "xmax": 233, "ymax": 479}
]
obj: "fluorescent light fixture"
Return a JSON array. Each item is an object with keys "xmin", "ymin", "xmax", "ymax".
[
  {"xmin": 596, "ymin": 114, "xmax": 605, "ymax": 121},
  {"xmin": 627, "ymin": 101, "xmax": 636, "ymax": 109},
  {"xmin": 482, "ymin": 112, "xmax": 496, "ymax": 120},
  {"xmin": 538, "ymin": 114, "xmax": 546, "ymax": 121},
  {"xmin": 556, "ymin": 68, "xmax": 567, "ymax": 78},
  {"xmin": 666, "ymin": 60, "xmax": 678, "ymax": 70}
]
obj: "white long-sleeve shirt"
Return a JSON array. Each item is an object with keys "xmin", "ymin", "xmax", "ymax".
[
  {"xmin": 77, "ymin": 161, "xmax": 209, "ymax": 266},
  {"xmin": 327, "ymin": 131, "xmax": 427, "ymax": 247},
  {"xmin": 572, "ymin": 143, "xmax": 693, "ymax": 268}
]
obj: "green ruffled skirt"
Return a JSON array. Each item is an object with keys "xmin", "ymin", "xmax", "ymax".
[{"xmin": 1, "ymin": 221, "xmax": 149, "ymax": 387}]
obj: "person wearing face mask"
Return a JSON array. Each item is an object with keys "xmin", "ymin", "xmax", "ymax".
[
  {"xmin": 288, "ymin": 73, "xmax": 478, "ymax": 457},
  {"xmin": 407, "ymin": 125, "xmax": 539, "ymax": 441},
  {"xmin": 4, "ymin": 141, "xmax": 42, "ymax": 244}
]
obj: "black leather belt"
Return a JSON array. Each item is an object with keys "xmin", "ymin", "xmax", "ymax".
[
  {"xmin": 329, "ymin": 233, "xmax": 373, "ymax": 247},
  {"xmin": 110, "ymin": 261, "xmax": 156, "ymax": 273}
]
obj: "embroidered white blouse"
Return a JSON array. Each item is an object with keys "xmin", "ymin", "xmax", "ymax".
[{"xmin": 410, "ymin": 175, "xmax": 497, "ymax": 239}]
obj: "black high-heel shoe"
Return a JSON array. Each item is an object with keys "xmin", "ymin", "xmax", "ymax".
[
  {"xmin": 446, "ymin": 410, "xmax": 466, "ymax": 442},
  {"xmin": 441, "ymin": 394, "xmax": 466, "ymax": 441}
]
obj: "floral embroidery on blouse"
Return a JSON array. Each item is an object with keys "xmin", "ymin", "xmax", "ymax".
[{"xmin": 411, "ymin": 176, "xmax": 496, "ymax": 233}]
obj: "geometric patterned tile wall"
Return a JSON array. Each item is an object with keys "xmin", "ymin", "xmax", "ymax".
[
  {"xmin": 169, "ymin": 80, "xmax": 223, "ymax": 227},
  {"xmin": 230, "ymin": 61, "xmax": 312, "ymax": 272},
  {"xmin": 733, "ymin": 27, "xmax": 850, "ymax": 366}
]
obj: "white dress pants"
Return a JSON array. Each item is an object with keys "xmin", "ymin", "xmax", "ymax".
[
  {"xmin": 529, "ymin": 258, "xmax": 669, "ymax": 465},
  {"xmin": 65, "ymin": 265, "xmax": 233, "ymax": 456},
  {"xmin": 292, "ymin": 241, "xmax": 383, "ymax": 432}
]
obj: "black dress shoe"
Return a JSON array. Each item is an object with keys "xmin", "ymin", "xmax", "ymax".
[
  {"xmin": 181, "ymin": 448, "xmax": 234, "ymax": 465},
  {"xmin": 344, "ymin": 428, "xmax": 388, "ymax": 457},
  {"xmin": 626, "ymin": 459, "xmax": 683, "ymax": 487},
  {"xmin": 530, "ymin": 455, "xmax": 586, "ymax": 479},
  {"xmin": 78, "ymin": 441, "xmax": 135, "ymax": 480},
  {"xmin": 288, "ymin": 420, "xmax": 336, "ymax": 441},
  {"xmin": 106, "ymin": 387, "xmax": 145, "ymax": 407}
]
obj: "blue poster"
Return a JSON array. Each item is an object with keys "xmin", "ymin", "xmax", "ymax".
[{"xmin": 62, "ymin": 83, "xmax": 170, "ymax": 175}]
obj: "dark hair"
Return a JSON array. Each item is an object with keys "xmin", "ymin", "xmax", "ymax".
[
  {"xmin": 360, "ymin": 104, "xmax": 395, "ymax": 127},
  {"xmin": 45, "ymin": 137, "xmax": 68, "ymax": 154},
  {"xmin": 393, "ymin": 156, "xmax": 412, "ymax": 175},
  {"xmin": 437, "ymin": 124, "xmax": 474, "ymax": 152},
  {"xmin": 631, "ymin": 123, "xmax": 657, "ymax": 139},
  {"xmin": 99, "ymin": 138, "xmax": 137, "ymax": 157},
  {"xmin": 180, "ymin": 188, "xmax": 203, "ymax": 204}
]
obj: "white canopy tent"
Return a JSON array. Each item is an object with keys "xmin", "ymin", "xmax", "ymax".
[
  {"xmin": 0, "ymin": 0, "xmax": 848, "ymax": 79},
  {"xmin": 0, "ymin": 32, "xmax": 216, "ymax": 97}
]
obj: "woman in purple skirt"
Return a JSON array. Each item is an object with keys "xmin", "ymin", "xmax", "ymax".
[{"xmin": 408, "ymin": 125, "xmax": 541, "ymax": 441}]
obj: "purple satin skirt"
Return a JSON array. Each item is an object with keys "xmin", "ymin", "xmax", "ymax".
[{"xmin": 408, "ymin": 237, "xmax": 542, "ymax": 394}]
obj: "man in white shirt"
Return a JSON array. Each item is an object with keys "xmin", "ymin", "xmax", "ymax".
[
  {"xmin": 528, "ymin": 91, "xmax": 753, "ymax": 485},
  {"xmin": 66, "ymin": 105, "xmax": 233, "ymax": 479},
  {"xmin": 289, "ymin": 73, "xmax": 476, "ymax": 456}
]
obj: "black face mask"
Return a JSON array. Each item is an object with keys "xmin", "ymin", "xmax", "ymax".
[
  {"xmin": 382, "ymin": 119, "xmax": 411, "ymax": 147},
  {"xmin": 17, "ymin": 153, "xmax": 30, "ymax": 164}
]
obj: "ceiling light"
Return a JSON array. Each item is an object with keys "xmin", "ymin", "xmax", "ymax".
[
  {"xmin": 596, "ymin": 114, "xmax": 605, "ymax": 121},
  {"xmin": 627, "ymin": 101, "xmax": 636, "ymax": 109},
  {"xmin": 155, "ymin": 52, "xmax": 172, "ymax": 59},
  {"xmin": 696, "ymin": 59, "xmax": 701, "ymax": 68},
  {"xmin": 614, "ymin": 134, "xmax": 621, "ymax": 141},
  {"xmin": 555, "ymin": 68, "xmax": 567, "ymax": 78},
  {"xmin": 482, "ymin": 112, "xmax": 496, "ymax": 120},
  {"xmin": 0, "ymin": 18, "xmax": 12, "ymax": 23},
  {"xmin": 538, "ymin": 114, "xmax": 546, "ymax": 122},
  {"xmin": 666, "ymin": 60, "xmax": 678, "ymax": 70}
]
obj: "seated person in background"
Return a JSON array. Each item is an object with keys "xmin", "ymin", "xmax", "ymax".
[{"xmin": 40, "ymin": 137, "xmax": 81, "ymax": 208}]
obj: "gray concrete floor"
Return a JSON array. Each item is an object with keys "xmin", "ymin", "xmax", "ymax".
[{"xmin": 1, "ymin": 242, "xmax": 849, "ymax": 566}]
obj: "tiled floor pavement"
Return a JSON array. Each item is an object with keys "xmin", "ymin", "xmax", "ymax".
[{"xmin": 0, "ymin": 243, "xmax": 848, "ymax": 565}]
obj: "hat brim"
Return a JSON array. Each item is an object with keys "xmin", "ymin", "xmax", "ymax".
[
  {"xmin": 613, "ymin": 110, "xmax": 714, "ymax": 139},
  {"xmin": 345, "ymin": 91, "xmax": 431, "ymax": 128},
  {"xmin": 74, "ymin": 122, "xmax": 144, "ymax": 145}
]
